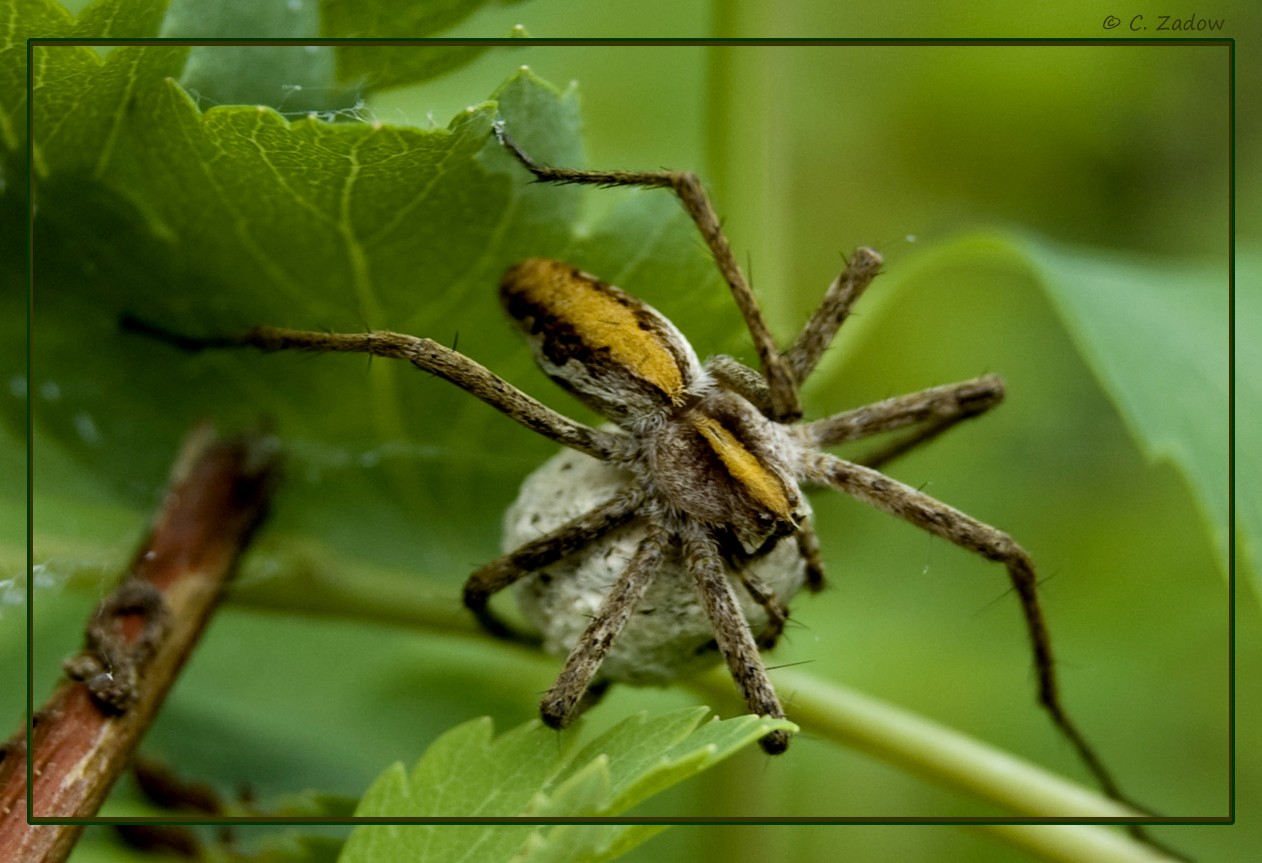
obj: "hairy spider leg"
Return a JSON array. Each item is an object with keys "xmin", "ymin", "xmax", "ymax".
[
  {"xmin": 735, "ymin": 568, "xmax": 791, "ymax": 649},
  {"xmin": 681, "ymin": 521, "xmax": 791, "ymax": 754},
  {"xmin": 794, "ymin": 523, "xmax": 827, "ymax": 592},
  {"xmin": 120, "ymin": 317, "xmax": 623, "ymax": 462},
  {"xmin": 797, "ymin": 374, "xmax": 1008, "ymax": 466},
  {"xmin": 464, "ymin": 490, "xmax": 643, "ymax": 641},
  {"xmin": 799, "ymin": 451, "xmax": 1155, "ymax": 825},
  {"xmin": 789, "ymin": 376, "xmax": 1008, "ymax": 596},
  {"xmin": 124, "ymin": 132, "xmax": 1157, "ymax": 845},
  {"xmin": 783, "ymin": 247, "xmax": 885, "ymax": 383},
  {"xmin": 538, "ymin": 523, "xmax": 669, "ymax": 729}
]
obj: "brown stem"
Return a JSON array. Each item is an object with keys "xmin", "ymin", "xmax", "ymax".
[{"xmin": 0, "ymin": 424, "xmax": 280, "ymax": 863}]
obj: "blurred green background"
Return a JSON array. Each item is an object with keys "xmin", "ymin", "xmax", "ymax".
[{"xmin": 5, "ymin": 0, "xmax": 1249, "ymax": 861}]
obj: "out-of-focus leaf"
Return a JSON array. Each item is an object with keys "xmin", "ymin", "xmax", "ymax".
[
  {"xmin": 162, "ymin": 0, "xmax": 346, "ymax": 114},
  {"xmin": 339, "ymin": 708, "xmax": 793, "ymax": 862},
  {"xmin": 336, "ymin": 44, "xmax": 501, "ymax": 95},
  {"xmin": 65, "ymin": 825, "xmax": 345, "ymax": 863},
  {"xmin": 1018, "ymin": 235, "xmax": 1230, "ymax": 569},
  {"xmin": 323, "ymin": 0, "xmax": 499, "ymax": 41},
  {"xmin": 16, "ymin": 0, "xmax": 514, "ymax": 124},
  {"xmin": 326, "ymin": 0, "xmax": 525, "ymax": 94}
]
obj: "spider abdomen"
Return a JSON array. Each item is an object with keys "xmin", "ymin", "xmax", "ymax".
[
  {"xmin": 499, "ymin": 258, "xmax": 706, "ymax": 429},
  {"xmin": 504, "ymin": 447, "xmax": 809, "ymax": 685}
]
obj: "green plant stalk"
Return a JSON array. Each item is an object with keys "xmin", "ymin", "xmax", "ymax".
[
  {"xmin": 704, "ymin": 2, "xmax": 793, "ymax": 336},
  {"xmin": 974, "ymin": 824, "xmax": 1178, "ymax": 863},
  {"xmin": 690, "ymin": 667, "xmax": 1172, "ymax": 863},
  {"xmin": 229, "ymin": 540, "xmax": 485, "ymax": 639},
  {"xmin": 753, "ymin": 665, "xmax": 1140, "ymax": 817},
  {"xmin": 704, "ymin": 0, "xmax": 737, "ymax": 201}
]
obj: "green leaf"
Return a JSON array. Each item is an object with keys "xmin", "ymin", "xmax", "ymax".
[
  {"xmin": 23, "ymin": 59, "xmax": 728, "ymax": 582},
  {"xmin": 539, "ymin": 707, "xmax": 787, "ymax": 816},
  {"xmin": 13, "ymin": 0, "xmax": 512, "ymax": 128},
  {"xmin": 512, "ymin": 824, "xmax": 666, "ymax": 863},
  {"xmin": 339, "ymin": 708, "xmax": 794, "ymax": 863},
  {"xmin": 165, "ymin": 0, "xmax": 520, "ymax": 108},
  {"xmin": 74, "ymin": 0, "xmax": 170, "ymax": 36},
  {"xmin": 3, "ymin": 0, "xmax": 174, "ymax": 161},
  {"xmin": 0, "ymin": 0, "xmax": 62, "ymax": 155},
  {"xmin": 31, "ymin": 43, "xmax": 189, "ymax": 178},
  {"xmin": 336, "ymin": 44, "xmax": 504, "ymax": 96},
  {"xmin": 1019, "ymin": 236, "xmax": 1230, "ymax": 570},
  {"xmin": 163, "ymin": 0, "xmax": 504, "ymax": 112},
  {"xmin": 15, "ymin": 1, "xmax": 177, "ymax": 177},
  {"xmin": 324, "ymin": 0, "xmax": 499, "ymax": 40}
]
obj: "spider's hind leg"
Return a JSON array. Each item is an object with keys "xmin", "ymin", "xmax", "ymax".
[
  {"xmin": 713, "ymin": 524, "xmax": 809, "ymax": 644},
  {"xmin": 538, "ymin": 526, "xmax": 668, "ymax": 730},
  {"xmin": 800, "ymin": 450, "xmax": 1149, "ymax": 815},
  {"xmin": 796, "ymin": 521, "xmax": 827, "ymax": 593},
  {"xmin": 463, "ymin": 489, "xmax": 642, "ymax": 642}
]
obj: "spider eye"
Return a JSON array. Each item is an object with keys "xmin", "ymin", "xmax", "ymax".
[{"xmin": 755, "ymin": 509, "xmax": 798, "ymax": 542}]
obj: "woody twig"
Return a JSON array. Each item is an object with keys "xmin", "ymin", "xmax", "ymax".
[{"xmin": 0, "ymin": 424, "xmax": 280, "ymax": 863}]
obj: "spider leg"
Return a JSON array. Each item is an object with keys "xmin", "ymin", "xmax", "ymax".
[
  {"xmin": 796, "ymin": 374, "xmax": 1006, "ymax": 467},
  {"xmin": 495, "ymin": 125, "xmax": 802, "ymax": 422},
  {"xmin": 705, "ymin": 354, "xmax": 773, "ymax": 413},
  {"xmin": 798, "ymin": 451, "xmax": 1144, "ymax": 812},
  {"xmin": 463, "ymin": 489, "xmax": 643, "ymax": 642},
  {"xmin": 681, "ymin": 521, "xmax": 790, "ymax": 754},
  {"xmin": 738, "ymin": 569, "xmax": 790, "ymax": 649},
  {"xmin": 783, "ymin": 247, "xmax": 885, "ymax": 385},
  {"xmin": 121, "ymin": 317, "xmax": 623, "ymax": 461},
  {"xmin": 538, "ymin": 524, "xmax": 668, "ymax": 729},
  {"xmin": 796, "ymin": 520, "xmax": 827, "ymax": 592}
]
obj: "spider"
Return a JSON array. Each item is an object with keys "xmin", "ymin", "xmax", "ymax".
[{"xmin": 123, "ymin": 122, "xmax": 1138, "ymax": 812}]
